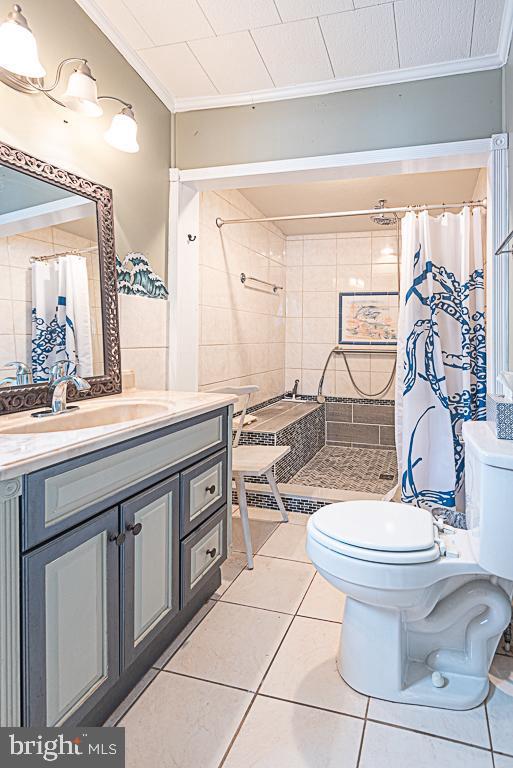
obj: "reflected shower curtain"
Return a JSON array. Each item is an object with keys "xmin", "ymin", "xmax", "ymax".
[
  {"xmin": 31, "ymin": 255, "xmax": 93, "ymax": 382},
  {"xmin": 395, "ymin": 208, "xmax": 486, "ymax": 520}
]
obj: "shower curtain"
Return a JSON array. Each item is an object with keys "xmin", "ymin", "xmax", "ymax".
[
  {"xmin": 395, "ymin": 207, "xmax": 486, "ymax": 520},
  {"xmin": 31, "ymin": 255, "xmax": 93, "ymax": 382}
]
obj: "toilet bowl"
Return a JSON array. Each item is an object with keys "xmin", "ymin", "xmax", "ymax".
[{"xmin": 306, "ymin": 422, "xmax": 513, "ymax": 710}]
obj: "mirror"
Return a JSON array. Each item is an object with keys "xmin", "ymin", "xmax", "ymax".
[{"xmin": 0, "ymin": 141, "xmax": 121, "ymax": 414}]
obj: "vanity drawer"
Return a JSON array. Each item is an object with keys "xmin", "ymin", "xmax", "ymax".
[
  {"xmin": 23, "ymin": 409, "xmax": 228, "ymax": 550},
  {"xmin": 181, "ymin": 506, "xmax": 227, "ymax": 607},
  {"xmin": 180, "ymin": 449, "xmax": 226, "ymax": 537}
]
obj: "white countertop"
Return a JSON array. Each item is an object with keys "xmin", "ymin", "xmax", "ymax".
[
  {"xmin": 0, "ymin": 389, "xmax": 237, "ymax": 482},
  {"xmin": 463, "ymin": 420, "xmax": 513, "ymax": 470}
]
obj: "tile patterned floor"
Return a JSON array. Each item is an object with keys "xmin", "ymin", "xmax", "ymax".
[
  {"xmin": 291, "ymin": 446, "xmax": 398, "ymax": 495},
  {"xmin": 114, "ymin": 506, "xmax": 513, "ymax": 768}
]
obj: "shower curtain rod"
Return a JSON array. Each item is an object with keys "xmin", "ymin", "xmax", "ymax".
[
  {"xmin": 215, "ymin": 199, "xmax": 487, "ymax": 228},
  {"xmin": 30, "ymin": 245, "xmax": 98, "ymax": 263}
]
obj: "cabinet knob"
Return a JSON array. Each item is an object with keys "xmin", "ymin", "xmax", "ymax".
[
  {"xmin": 206, "ymin": 547, "xmax": 217, "ymax": 559},
  {"xmin": 127, "ymin": 522, "xmax": 143, "ymax": 536},
  {"xmin": 206, "ymin": 484, "xmax": 216, "ymax": 495},
  {"xmin": 109, "ymin": 532, "xmax": 126, "ymax": 546}
]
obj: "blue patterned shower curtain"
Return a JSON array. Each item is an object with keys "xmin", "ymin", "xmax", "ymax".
[{"xmin": 395, "ymin": 208, "xmax": 486, "ymax": 517}]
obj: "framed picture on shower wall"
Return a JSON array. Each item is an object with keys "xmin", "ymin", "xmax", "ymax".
[{"xmin": 339, "ymin": 292, "xmax": 399, "ymax": 346}]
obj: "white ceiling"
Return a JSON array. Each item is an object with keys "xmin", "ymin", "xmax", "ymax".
[
  {"xmin": 79, "ymin": 0, "xmax": 513, "ymax": 112},
  {"xmin": 239, "ymin": 168, "xmax": 484, "ymax": 233}
]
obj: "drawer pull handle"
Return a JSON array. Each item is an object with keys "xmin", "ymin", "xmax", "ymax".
[
  {"xmin": 127, "ymin": 522, "xmax": 143, "ymax": 536},
  {"xmin": 109, "ymin": 532, "xmax": 126, "ymax": 546},
  {"xmin": 205, "ymin": 484, "xmax": 216, "ymax": 495},
  {"xmin": 206, "ymin": 547, "xmax": 217, "ymax": 559}
]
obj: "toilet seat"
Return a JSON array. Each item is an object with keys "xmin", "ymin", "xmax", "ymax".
[{"xmin": 309, "ymin": 501, "xmax": 440, "ymax": 565}]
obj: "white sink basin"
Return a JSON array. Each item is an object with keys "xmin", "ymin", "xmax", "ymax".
[{"xmin": 0, "ymin": 402, "xmax": 170, "ymax": 435}]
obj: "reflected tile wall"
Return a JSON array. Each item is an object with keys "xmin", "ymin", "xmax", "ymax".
[
  {"xmin": 284, "ymin": 231, "xmax": 399, "ymax": 401},
  {"xmin": 198, "ymin": 190, "xmax": 286, "ymax": 408}
]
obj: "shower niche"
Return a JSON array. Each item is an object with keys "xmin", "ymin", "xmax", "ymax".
[{"xmin": 0, "ymin": 140, "xmax": 121, "ymax": 414}]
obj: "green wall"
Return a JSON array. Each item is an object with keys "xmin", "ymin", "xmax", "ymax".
[
  {"xmin": 0, "ymin": 0, "xmax": 171, "ymax": 275},
  {"xmin": 176, "ymin": 70, "xmax": 502, "ymax": 170}
]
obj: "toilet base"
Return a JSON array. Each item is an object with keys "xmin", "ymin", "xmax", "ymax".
[{"xmin": 337, "ymin": 584, "xmax": 510, "ymax": 710}]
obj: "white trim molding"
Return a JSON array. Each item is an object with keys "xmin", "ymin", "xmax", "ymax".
[
  {"xmin": 489, "ymin": 133, "xmax": 510, "ymax": 394},
  {"xmin": 179, "ymin": 138, "xmax": 493, "ymax": 191},
  {"xmin": 167, "ymin": 178, "xmax": 200, "ymax": 392},
  {"xmin": 173, "ymin": 53, "xmax": 504, "ymax": 113},
  {"xmin": 0, "ymin": 477, "xmax": 21, "ymax": 726}
]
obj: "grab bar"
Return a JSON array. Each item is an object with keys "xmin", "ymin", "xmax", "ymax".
[{"xmin": 240, "ymin": 272, "xmax": 283, "ymax": 293}]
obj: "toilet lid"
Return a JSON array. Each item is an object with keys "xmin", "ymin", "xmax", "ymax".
[{"xmin": 312, "ymin": 501, "xmax": 435, "ymax": 553}]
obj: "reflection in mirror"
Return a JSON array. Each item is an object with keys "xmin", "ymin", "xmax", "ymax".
[{"xmin": 0, "ymin": 165, "xmax": 104, "ymax": 387}]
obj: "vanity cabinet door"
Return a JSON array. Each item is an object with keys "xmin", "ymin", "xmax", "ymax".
[
  {"xmin": 122, "ymin": 475, "xmax": 180, "ymax": 669},
  {"xmin": 22, "ymin": 508, "xmax": 120, "ymax": 727}
]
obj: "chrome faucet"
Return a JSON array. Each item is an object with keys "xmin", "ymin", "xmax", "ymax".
[
  {"xmin": 32, "ymin": 374, "xmax": 91, "ymax": 418},
  {"xmin": 0, "ymin": 361, "xmax": 32, "ymax": 386},
  {"xmin": 289, "ymin": 379, "xmax": 300, "ymax": 400},
  {"xmin": 50, "ymin": 375, "xmax": 91, "ymax": 414}
]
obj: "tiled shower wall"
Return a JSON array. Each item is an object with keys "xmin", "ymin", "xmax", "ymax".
[
  {"xmin": 284, "ymin": 230, "xmax": 398, "ymax": 400},
  {"xmin": 198, "ymin": 190, "xmax": 286, "ymax": 408}
]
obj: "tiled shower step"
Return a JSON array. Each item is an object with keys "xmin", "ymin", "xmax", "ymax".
[{"xmin": 232, "ymin": 480, "xmax": 382, "ymax": 516}]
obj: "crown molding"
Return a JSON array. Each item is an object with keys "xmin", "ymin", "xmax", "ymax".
[
  {"xmin": 497, "ymin": 0, "xmax": 513, "ymax": 65},
  {"xmin": 173, "ymin": 53, "xmax": 503, "ymax": 112},
  {"xmin": 75, "ymin": 0, "xmax": 176, "ymax": 113}
]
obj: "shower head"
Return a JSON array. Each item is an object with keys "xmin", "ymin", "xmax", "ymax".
[{"xmin": 370, "ymin": 199, "xmax": 398, "ymax": 226}]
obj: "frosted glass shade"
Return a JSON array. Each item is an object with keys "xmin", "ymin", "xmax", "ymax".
[
  {"xmin": 0, "ymin": 13, "xmax": 45, "ymax": 78},
  {"xmin": 104, "ymin": 108, "xmax": 139, "ymax": 153},
  {"xmin": 62, "ymin": 69, "xmax": 102, "ymax": 117}
]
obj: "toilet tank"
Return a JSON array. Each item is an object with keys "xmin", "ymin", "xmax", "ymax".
[{"xmin": 463, "ymin": 421, "xmax": 513, "ymax": 580}]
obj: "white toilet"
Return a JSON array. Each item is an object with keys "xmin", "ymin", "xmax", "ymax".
[{"xmin": 306, "ymin": 421, "xmax": 513, "ymax": 710}]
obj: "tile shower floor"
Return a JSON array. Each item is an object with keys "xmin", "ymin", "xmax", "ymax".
[
  {"xmin": 291, "ymin": 446, "xmax": 398, "ymax": 495},
  {"xmin": 111, "ymin": 507, "xmax": 513, "ymax": 768}
]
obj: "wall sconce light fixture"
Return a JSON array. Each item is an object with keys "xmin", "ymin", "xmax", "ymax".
[{"xmin": 0, "ymin": 4, "xmax": 140, "ymax": 153}]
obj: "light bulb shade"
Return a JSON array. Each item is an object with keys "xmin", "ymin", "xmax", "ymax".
[
  {"xmin": 62, "ymin": 67, "xmax": 102, "ymax": 117},
  {"xmin": 104, "ymin": 107, "xmax": 139, "ymax": 153},
  {"xmin": 0, "ymin": 6, "xmax": 45, "ymax": 78}
]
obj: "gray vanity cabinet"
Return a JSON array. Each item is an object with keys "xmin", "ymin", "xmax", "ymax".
[
  {"xmin": 16, "ymin": 407, "xmax": 231, "ymax": 728},
  {"xmin": 122, "ymin": 476, "xmax": 180, "ymax": 668},
  {"xmin": 22, "ymin": 508, "xmax": 120, "ymax": 727}
]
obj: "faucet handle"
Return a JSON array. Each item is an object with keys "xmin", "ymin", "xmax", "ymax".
[
  {"xmin": 6, "ymin": 361, "xmax": 30, "ymax": 373},
  {"xmin": 5, "ymin": 361, "xmax": 32, "ymax": 385},
  {"xmin": 48, "ymin": 361, "xmax": 69, "ymax": 385}
]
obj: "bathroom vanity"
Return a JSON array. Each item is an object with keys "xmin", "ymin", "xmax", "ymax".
[
  {"xmin": 0, "ymin": 141, "xmax": 236, "ymax": 727},
  {"xmin": 0, "ymin": 391, "xmax": 235, "ymax": 727}
]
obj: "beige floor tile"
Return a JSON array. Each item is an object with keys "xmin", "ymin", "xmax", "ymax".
[
  {"xmin": 359, "ymin": 721, "xmax": 493, "ymax": 768},
  {"xmin": 298, "ymin": 572, "xmax": 346, "ymax": 623},
  {"xmin": 221, "ymin": 555, "xmax": 314, "ymax": 614},
  {"xmin": 213, "ymin": 551, "xmax": 248, "ymax": 598},
  {"xmin": 121, "ymin": 673, "xmax": 251, "ymax": 768},
  {"xmin": 223, "ymin": 695, "xmax": 363, "ymax": 768},
  {"xmin": 367, "ymin": 697, "xmax": 490, "ymax": 748},
  {"xmin": 260, "ymin": 616, "xmax": 367, "ymax": 717},
  {"xmin": 232, "ymin": 517, "xmax": 278, "ymax": 554},
  {"xmin": 487, "ymin": 655, "xmax": 513, "ymax": 756},
  {"xmin": 166, "ymin": 601, "xmax": 292, "ymax": 691},
  {"xmin": 152, "ymin": 599, "xmax": 216, "ymax": 669},
  {"xmin": 259, "ymin": 522, "xmax": 309, "ymax": 562}
]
